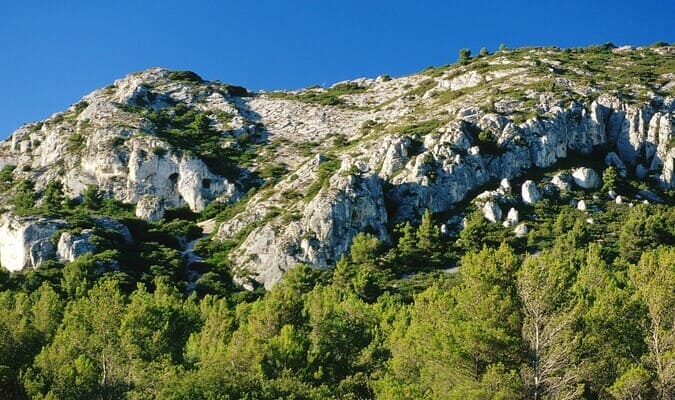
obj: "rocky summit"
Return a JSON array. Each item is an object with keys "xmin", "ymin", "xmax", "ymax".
[{"xmin": 0, "ymin": 44, "xmax": 674, "ymax": 288}]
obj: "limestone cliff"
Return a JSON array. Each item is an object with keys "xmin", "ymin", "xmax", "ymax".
[{"xmin": 0, "ymin": 45, "xmax": 673, "ymax": 287}]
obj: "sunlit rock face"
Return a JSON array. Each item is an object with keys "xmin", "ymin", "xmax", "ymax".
[{"xmin": 0, "ymin": 46, "xmax": 673, "ymax": 287}]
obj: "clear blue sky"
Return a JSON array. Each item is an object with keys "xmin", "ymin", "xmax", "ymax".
[{"xmin": 1, "ymin": 0, "xmax": 673, "ymax": 138}]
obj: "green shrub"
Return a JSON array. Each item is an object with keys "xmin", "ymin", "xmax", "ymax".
[
  {"xmin": 144, "ymin": 106, "xmax": 243, "ymax": 179},
  {"xmin": 151, "ymin": 146, "xmax": 168, "ymax": 158},
  {"xmin": 0, "ymin": 164, "xmax": 15, "ymax": 190},
  {"xmin": 458, "ymin": 48, "xmax": 472, "ymax": 64},
  {"xmin": 223, "ymin": 84, "xmax": 250, "ymax": 97},
  {"xmin": 12, "ymin": 179, "xmax": 37, "ymax": 215},
  {"xmin": 305, "ymin": 157, "xmax": 342, "ymax": 201},
  {"xmin": 167, "ymin": 70, "xmax": 203, "ymax": 82},
  {"xmin": 67, "ymin": 132, "xmax": 86, "ymax": 152},
  {"xmin": 394, "ymin": 119, "xmax": 443, "ymax": 136},
  {"xmin": 82, "ymin": 184, "xmax": 103, "ymax": 210}
]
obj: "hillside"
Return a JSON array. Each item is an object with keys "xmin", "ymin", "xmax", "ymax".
[
  {"xmin": 0, "ymin": 43, "xmax": 674, "ymax": 399},
  {"xmin": 1, "ymin": 43, "xmax": 674, "ymax": 287}
]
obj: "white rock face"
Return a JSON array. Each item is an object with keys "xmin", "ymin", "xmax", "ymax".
[
  {"xmin": 0, "ymin": 53, "xmax": 672, "ymax": 290},
  {"xmin": 551, "ymin": 173, "xmax": 573, "ymax": 192},
  {"xmin": 378, "ymin": 137, "xmax": 411, "ymax": 178},
  {"xmin": 660, "ymin": 147, "xmax": 675, "ymax": 189},
  {"xmin": 0, "ymin": 214, "xmax": 64, "ymax": 271},
  {"xmin": 136, "ymin": 195, "xmax": 165, "ymax": 222},
  {"xmin": 503, "ymin": 207, "xmax": 519, "ymax": 227},
  {"xmin": 572, "ymin": 167, "xmax": 601, "ymax": 189},
  {"xmin": 482, "ymin": 201, "xmax": 502, "ymax": 223},
  {"xmin": 1, "ymin": 68, "xmax": 240, "ymax": 213},
  {"xmin": 232, "ymin": 172, "xmax": 390, "ymax": 289},
  {"xmin": 30, "ymin": 239, "xmax": 56, "ymax": 267},
  {"xmin": 57, "ymin": 230, "xmax": 96, "ymax": 262},
  {"xmin": 521, "ymin": 180, "xmax": 542, "ymax": 204},
  {"xmin": 120, "ymin": 144, "xmax": 237, "ymax": 212},
  {"xmin": 500, "ymin": 178, "xmax": 512, "ymax": 193}
]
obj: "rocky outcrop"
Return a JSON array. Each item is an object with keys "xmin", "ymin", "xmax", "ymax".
[
  {"xmin": 136, "ymin": 195, "xmax": 165, "ymax": 222},
  {"xmin": 57, "ymin": 230, "xmax": 96, "ymax": 262},
  {"xmin": 500, "ymin": 178, "xmax": 512, "ymax": 193},
  {"xmin": 231, "ymin": 170, "xmax": 389, "ymax": 289},
  {"xmin": 2, "ymin": 68, "xmax": 240, "ymax": 212},
  {"xmin": 0, "ymin": 213, "xmax": 132, "ymax": 270},
  {"xmin": 377, "ymin": 137, "xmax": 412, "ymax": 178},
  {"xmin": 572, "ymin": 167, "xmax": 601, "ymax": 189},
  {"xmin": 0, "ymin": 214, "xmax": 65, "ymax": 271},
  {"xmin": 521, "ymin": 180, "xmax": 542, "ymax": 204},
  {"xmin": 552, "ymin": 173, "xmax": 573, "ymax": 192},
  {"xmin": 504, "ymin": 207, "xmax": 519, "ymax": 227},
  {"xmin": 482, "ymin": 201, "xmax": 502, "ymax": 223},
  {"xmin": 605, "ymin": 152, "xmax": 627, "ymax": 175},
  {"xmin": 76, "ymin": 137, "xmax": 239, "ymax": 212}
]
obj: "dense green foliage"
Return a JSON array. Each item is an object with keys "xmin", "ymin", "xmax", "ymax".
[{"xmin": 1, "ymin": 182, "xmax": 673, "ymax": 399}]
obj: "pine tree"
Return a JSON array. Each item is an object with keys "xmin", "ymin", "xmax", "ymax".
[
  {"xmin": 602, "ymin": 166, "xmax": 618, "ymax": 192},
  {"xmin": 459, "ymin": 48, "xmax": 472, "ymax": 64},
  {"xmin": 517, "ymin": 248, "xmax": 583, "ymax": 399},
  {"xmin": 82, "ymin": 184, "xmax": 103, "ymax": 210},
  {"xmin": 416, "ymin": 209, "xmax": 443, "ymax": 268},
  {"xmin": 396, "ymin": 222, "xmax": 419, "ymax": 272},
  {"xmin": 12, "ymin": 179, "xmax": 36, "ymax": 214},
  {"xmin": 452, "ymin": 244, "xmax": 523, "ymax": 376},
  {"xmin": 42, "ymin": 180, "xmax": 65, "ymax": 215},
  {"xmin": 629, "ymin": 247, "xmax": 675, "ymax": 399}
]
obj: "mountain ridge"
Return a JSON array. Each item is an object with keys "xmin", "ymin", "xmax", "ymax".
[{"xmin": 0, "ymin": 43, "xmax": 674, "ymax": 288}]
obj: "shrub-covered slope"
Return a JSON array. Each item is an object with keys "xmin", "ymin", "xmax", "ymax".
[{"xmin": 0, "ymin": 43, "xmax": 674, "ymax": 399}]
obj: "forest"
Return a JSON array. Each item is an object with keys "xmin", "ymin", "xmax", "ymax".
[{"xmin": 0, "ymin": 177, "xmax": 674, "ymax": 399}]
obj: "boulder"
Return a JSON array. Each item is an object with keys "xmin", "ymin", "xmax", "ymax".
[
  {"xmin": 572, "ymin": 167, "xmax": 601, "ymax": 189},
  {"xmin": 551, "ymin": 173, "xmax": 573, "ymax": 192},
  {"xmin": 482, "ymin": 201, "xmax": 502, "ymax": 223},
  {"xmin": 577, "ymin": 200, "xmax": 587, "ymax": 211},
  {"xmin": 605, "ymin": 152, "xmax": 627, "ymax": 173},
  {"xmin": 503, "ymin": 207, "xmax": 519, "ymax": 227},
  {"xmin": 30, "ymin": 239, "xmax": 56, "ymax": 267},
  {"xmin": 57, "ymin": 230, "xmax": 96, "ymax": 262},
  {"xmin": 0, "ymin": 214, "xmax": 65, "ymax": 271},
  {"xmin": 521, "ymin": 180, "xmax": 542, "ymax": 204},
  {"xmin": 514, "ymin": 223, "xmax": 528, "ymax": 238},
  {"xmin": 136, "ymin": 195, "xmax": 165, "ymax": 222}
]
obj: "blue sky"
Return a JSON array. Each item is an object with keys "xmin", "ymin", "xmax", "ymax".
[{"xmin": 1, "ymin": 0, "xmax": 673, "ymax": 138}]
